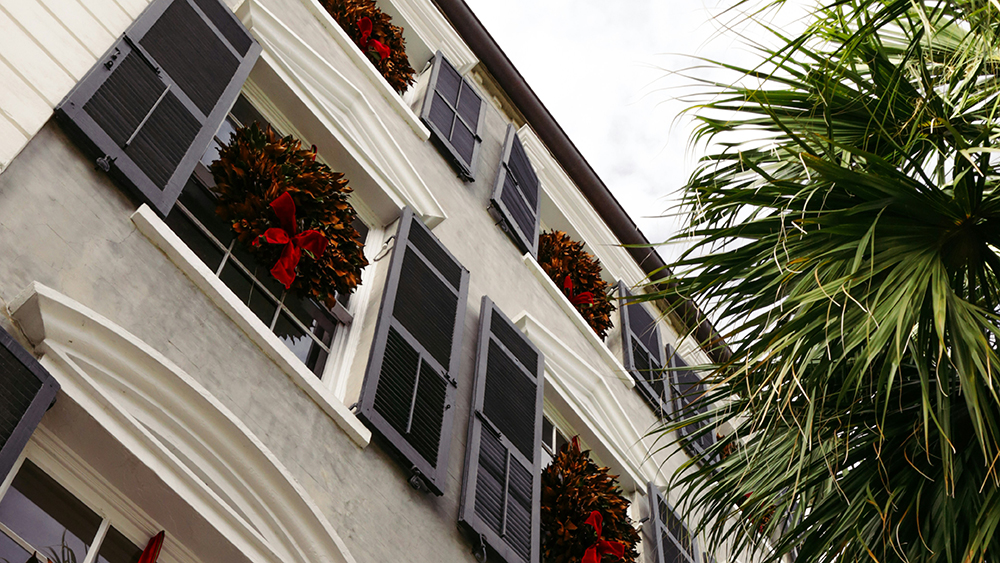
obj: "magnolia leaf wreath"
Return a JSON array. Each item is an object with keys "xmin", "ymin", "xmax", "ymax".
[
  {"xmin": 541, "ymin": 438, "xmax": 640, "ymax": 563},
  {"xmin": 320, "ymin": 0, "xmax": 415, "ymax": 94},
  {"xmin": 537, "ymin": 231, "xmax": 616, "ymax": 339},
  {"xmin": 209, "ymin": 122, "xmax": 368, "ymax": 307}
]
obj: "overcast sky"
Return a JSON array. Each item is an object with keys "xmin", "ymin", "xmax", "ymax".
[{"xmin": 461, "ymin": 0, "xmax": 807, "ymax": 264}]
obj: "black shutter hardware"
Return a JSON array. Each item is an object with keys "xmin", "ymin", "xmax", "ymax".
[
  {"xmin": 420, "ymin": 51, "xmax": 486, "ymax": 182},
  {"xmin": 618, "ymin": 282, "xmax": 668, "ymax": 414},
  {"xmin": 0, "ymin": 327, "xmax": 60, "ymax": 483},
  {"xmin": 55, "ymin": 0, "xmax": 261, "ymax": 216},
  {"xmin": 358, "ymin": 208, "xmax": 470, "ymax": 496},
  {"xmin": 667, "ymin": 346, "xmax": 715, "ymax": 459},
  {"xmin": 490, "ymin": 124, "xmax": 541, "ymax": 256},
  {"xmin": 460, "ymin": 297, "xmax": 544, "ymax": 563},
  {"xmin": 647, "ymin": 482, "xmax": 700, "ymax": 563}
]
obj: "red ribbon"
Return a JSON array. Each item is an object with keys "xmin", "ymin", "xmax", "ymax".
[
  {"xmin": 357, "ymin": 17, "xmax": 391, "ymax": 60},
  {"xmin": 563, "ymin": 275, "xmax": 595, "ymax": 306},
  {"xmin": 137, "ymin": 531, "xmax": 165, "ymax": 563},
  {"xmin": 259, "ymin": 192, "xmax": 327, "ymax": 289},
  {"xmin": 582, "ymin": 511, "xmax": 626, "ymax": 563}
]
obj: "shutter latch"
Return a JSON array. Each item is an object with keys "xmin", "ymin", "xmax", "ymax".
[
  {"xmin": 104, "ymin": 47, "xmax": 120, "ymax": 70},
  {"xmin": 443, "ymin": 371, "xmax": 458, "ymax": 388}
]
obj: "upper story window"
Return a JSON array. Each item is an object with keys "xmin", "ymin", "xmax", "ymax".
[
  {"xmin": 539, "ymin": 415, "xmax": 569, "ymax": 468},
  {"xmin": 163, "ymin": 95, "xmax": 366, "ymax": 378},
  {"xmin": 0, "ymin": 459, "xmax": 145, "ymax": 563}
]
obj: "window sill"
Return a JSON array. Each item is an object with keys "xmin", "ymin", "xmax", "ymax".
[
  {"xmin": 131, "ymin": 204, "xmax": 372, "ymax": 449},
  {"xmin": 522, "ymin": 253, "xmax": 633, "ymax": 390}
]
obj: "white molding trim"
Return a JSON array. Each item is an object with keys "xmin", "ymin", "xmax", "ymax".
[
  {"xmin": 384, "ymin": 0, "xmax": 478, "ymax": 73},
  {"xmin": 518, "ymin": 126, "xmax": 647, "ymax": 287},
  {"xmin": 521, "ymin": 253, "xmax": 634, "ymax": 391},
  {"xmin": 512, "ymin": 312, "xmax": 670, "ymax": 492},
  {"xmin": 130, "ymin": 204, "xmax": 372, "ymax": 448},
  {"xmin": 241, "ymin": 0, "xmax": 446, "ymax": 228},
  {"xmin": 9, "ymin": 282, "xmax": 360, "ymax": 563}
]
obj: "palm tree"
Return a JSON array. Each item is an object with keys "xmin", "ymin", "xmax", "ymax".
[{"xmin": 657, "ymin": 2, "xmax": 1000, "ymax": 562}]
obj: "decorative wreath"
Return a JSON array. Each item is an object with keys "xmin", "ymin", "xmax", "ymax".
[
  {"xmin": 209, "ymin": 123, "xmax": 368, "ymax": 307},
  {"xmin": 320, "ymin": 0, "xmax": 415, "ymax": 94},
  {"xmin": 541, "ymin": 438, "xmax": 640, "ymax": 563},
  {"xmin": 537, "ymin": 231, "xmax": 616, "ymax": 339}
]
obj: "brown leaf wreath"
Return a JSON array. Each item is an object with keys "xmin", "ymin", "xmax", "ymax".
[
  {"xmin": 320, "ymin": 0, "xmax": 415, "ymax": 94},
  {"xmin": 537, "ymin": 231, "xmax": 616, "ymax": 339},
  {"xmin": 209, "ymin": 122, "xmax": 368, "ymax": 307},
  {"xmin": 541, "ymin": 438, "xmax": 640, "ymax": 563}
]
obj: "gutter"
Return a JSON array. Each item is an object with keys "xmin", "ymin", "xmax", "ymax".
[{"xmin": 431, "ymin": 0, "xmax": 731, "ymax": 363}]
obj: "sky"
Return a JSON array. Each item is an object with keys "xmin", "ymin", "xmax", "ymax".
[{"xmin": 461, "ymin": 0, "xmax": 806, "ymax": 264}]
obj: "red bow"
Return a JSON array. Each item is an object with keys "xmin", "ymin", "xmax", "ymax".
[
  {"xmin": 357, "ymin": 17, "xmax": 391, "ymax": 60},
  {"xmin": 258, "ymin": 192, "xmax": 327, "ymax": 289},
  {"xmin": 137, "ymin": 531, "xmax": 165, "ymax": 563},
  {"xmin": 582, "ymin": 511, "xmax": 626, "ymax": 563},
  {"xmin": 563, "ymin": 275, "xmax": 595, "ymax": 306}
]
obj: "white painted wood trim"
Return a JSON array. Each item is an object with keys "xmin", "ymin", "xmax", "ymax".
[
  {"xmin": 521, "ymin": 253, "xmax": 634, "ymax": 390},
  {"xmin": 129, "ymin": 204, "xmax": 371, "ymax": 448}
]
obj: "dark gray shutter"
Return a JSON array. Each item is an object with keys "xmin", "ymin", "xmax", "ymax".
[
  {"xmin": 420, "ymin": 51, "xmax": 486, "ymax": 182},
  {"xmin": 491, "ymin": 124, "xmax": 541, "ymax": 256},
  {"xmin": 647, "ymin": 482, "xmax": 700, "ymax": 563},
  {"xmin": 667, "ymin": 346, "xmax": 715, "ymax": 458},
  {"xmin": 358, "ymin": 207, "xmax": 470, "ymax": 495},
  {"xmin": 55, "ymin": 0, "xmax": 261, "ymax": 216},
  {"xmin": 0, "ymin": 327, "xmax": 60, "ymax": 483},
  {"xmin": 618, "ymin": 282, "xmax": 667, "ymax": 413},
  {"xmin": 459, "ymin": 296, "xmax": 544, "ymax": 563}
]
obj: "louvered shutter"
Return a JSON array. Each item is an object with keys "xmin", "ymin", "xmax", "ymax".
[
  {"xmin": 55, "ymin": 0, "xmax": 261, "ymax": 216},
  {"xmin": 0, "ymin": 327, "xmax": 60, "ymax": 483},
  {"xmin": 491, "ymin": 125, "xmax": 541, "ymax": 256},
  {"xmin": 459, "ymin": 297, "xmax": 544, "ymax": 563},
  {"xmin": 667, "ymin": 347, "xmax": 715, "ymax": 458},
  {"xmin": 420, "ymin": 52, "xmax": 486, "ymax": 181},
  {"xmin": 618, "ymin": 282, "xmax": 667, "ymax": 413},
  {"xmin": 358, "ymin": 207, "xmax": 470, "ymax": 495},
  {"xmin": 647, "ymin": 482, "xmax": 700, "ymax": 563}
]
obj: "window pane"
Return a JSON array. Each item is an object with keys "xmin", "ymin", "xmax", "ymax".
[
  {"xmin": 0, "ymin": 460, "xmax": 101, "ymax": 563},
  {"xmin": 273, "ymin": 312, "xmax": 317, "ymax": 372},
  {"xmin": 175, "ymin": 180, "xmax": 233, "ymax": 247},
  {"xmin": 230, "ymin": 95, "xmax": 271, "ymax": 132},
  {"xmin": 230, "ymin": 245, "xmax": 284, "ymax": 298},
  {"xmin": 163, "ymin": 208, "xmax": 224, "ymax": 272},
  {"xmin": 200, "ymin": 117, "xmax": 238, "ymax": 167},
  {"xmin": 219, "ymin": 262, "xmax": 277, "ymax": 325},
  {"xmin": 0, "ymin": 529, "xmax": 31, "ymax": 563},
  {"xmin": 542, "ymin": 417, "xmax": 554, "ymax": 451},
  {"xmin": 95, "ymin": 527, "xmax": 142, "ymax": 563}
]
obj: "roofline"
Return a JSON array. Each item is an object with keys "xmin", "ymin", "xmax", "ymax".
[{"xmin": 431, "ymin": 0, "xmax": 731, "ymax": 363}]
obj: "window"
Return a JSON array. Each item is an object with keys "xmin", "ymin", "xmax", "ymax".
[
  {"xmin": 459, "ymin": 297, "xmax": 544, "ymax": 563},
  {"xmin": 539, "ymin": 415, "xmax": 569, "ymax": 469},
  {"xmin": 618, "ymin": 283, "xmax": 668, "ymax": 414},
  {"xmin": 0, "ymin": 459, "xmax": 146, "ymax": 563},
  {"xmin": 491, "ymin": 125, "xmax": 542, "ymax": 256},
  {"xmin": 647, "ymin": 482, "xmax": 700, "ymax": 563},
  {"xmin": 357, "ymin": 208, "xmax": 470, "ymax": 496},
  {"xmin": 666, "ymin": 346, "xmax": 715, "ymax": 460},
  {"xmin": 163, "ymin": 96, "xmax": 362, "ymax": 378},
  {"xmin": 55, "ymin": 0, "xmax": 260, "ymax": 215},
  {"xmin": 420, "ymin": 52, "xmax": 486, "ymax": 181}
]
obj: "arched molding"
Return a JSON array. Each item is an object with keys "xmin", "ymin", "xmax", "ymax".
[{"xmin": 10, "ymin": 282, "xmax": 360, "ymax": 563}]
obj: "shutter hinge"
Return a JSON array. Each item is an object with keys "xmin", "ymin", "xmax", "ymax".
[
  {"xmin": 408, "ymin": 466, "xmax": 430, "ymax": 493},
  {"xmin": 473, "ymin": 534, "xmax": 488, "ymax": 563},
  {"xmin": 475, "ymin": 410, "xmax": 502, "ymax": 438},
  {"xmin": 443, "ymin": 371, "xmax": 458, "ymax": 388},
  {"xmin": 122, "ymin": 33, "xmax": 161, "ymax": 75}
]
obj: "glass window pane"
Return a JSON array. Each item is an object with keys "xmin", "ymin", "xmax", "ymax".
[
  {"xmin": 230, "ymin": 246, "xmax": 284, "ymax": 299},
  {"xmin": 163, "ymin": 209, "xmax": 224, "ymax": 272},
  {"xmin": 273, "ymin": 312, "xmax": 322, "ymax": 375},
  {"xmin": 542, "ymin": 417, "xmax": 554, "ymax": 451},
  {"xmin": 220, "ymin": 263, "xmax": 278, "ymax": 326},
  {"xmin": 0, "ymin": 460, "xmax": 101, "ymax": 563},
  {"xmin": 95, "ymin": 527, "xmax": 142, "ymax": 563},
  {"xmin": 200, "ymin": 117, "xmax": 238, "ymax": 167},
  {"xmin": 0, "ymin": 529, "xmax": 32, "ymax": 563},
  {"xmin": 230, "ymin": 95, "xmax": 272, "ymax": 133},
  {"xmin": 175, "ymin": 180, "xmax": 233, "ymax": 247}
]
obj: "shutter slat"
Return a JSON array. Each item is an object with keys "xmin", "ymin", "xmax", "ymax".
[
  {"xmin": 490, "ymin": 125, "xmax": 541, "ymax": 256},
  {"xmin": 420, "ymin": 52, "xmax": 485, "ymax": 180},
  {"xmin": 0, "ymin": 328, "xmax": 60, "ymax": 484},
  {"xmin": 359, "ymin": 208, "xmax": 469, "ymax": 496},
  {"xmin": 56, "ymin": 0, "xmax": 261, "ymax": 215},
  {"xmin": 460, "ymin": 297, "xmax": 543, "ymax": 563}
]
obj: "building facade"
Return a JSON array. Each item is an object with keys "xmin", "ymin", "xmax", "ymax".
[{"xmin": 0, "ymin": 2, "xmax": 734, "ymax": 563}]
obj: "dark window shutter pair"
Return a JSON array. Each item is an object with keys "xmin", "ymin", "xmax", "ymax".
[
  {"xmin": 618, "ymin": 282, "xmax": 667, "ymax": 413},
  {"xmin": 459, "ymin": 297, "xmax": 544, "ymax": 563},
  {"xmin": 0, "ymin": 327, "xmax": 60, "ymax": 483},
  {"xmin": 420, "ymin": 52, "xmax": 486, "ymax": 181},
  {"xmin": 491, "ymin": 125, "xmax": 541, "ymax": 256},
  {"xmin": 55, "ymin": 0, "xmax": 261, "ymax": 216},
  {"xmin": 666, "ymin": 346, "xmax": 715, "ymax": 459},
  {"xmin": 647, "ymin": 482, "xmax": 700, "ymax": 563},
  {"xmin": 358, "ymin": 208, "xmax": 470, "ymax": 495}
]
